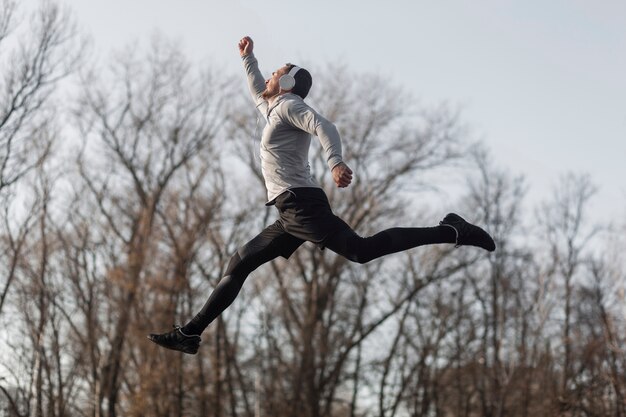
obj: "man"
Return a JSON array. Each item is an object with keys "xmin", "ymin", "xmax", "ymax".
[{"xmin": 148, "ymin": 36, "xmax": 495, "ymax": 354}]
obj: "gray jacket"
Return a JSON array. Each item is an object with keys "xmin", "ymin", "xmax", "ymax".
[{"xmin": 242, "ymin": 53, "xmax": 344, "ymax": 205}]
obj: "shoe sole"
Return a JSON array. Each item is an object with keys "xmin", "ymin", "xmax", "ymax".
[{"xmin": 147, "ymin": 335, "xmax": 200, "ymax": 355}]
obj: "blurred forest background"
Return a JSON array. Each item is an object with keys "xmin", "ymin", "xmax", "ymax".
[{"xmin": 0, "ymin": 2, "xmax": 624, "ymax": 416}]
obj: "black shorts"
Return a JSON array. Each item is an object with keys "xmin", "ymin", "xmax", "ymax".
[{"xmin": 238, "ymin": 187, "xmax": 352, "ymax": 261}]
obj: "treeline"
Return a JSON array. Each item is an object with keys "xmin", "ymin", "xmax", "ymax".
[{"xmin": 0, "ymin": 2, "xmax": 624, "ymax": 417}]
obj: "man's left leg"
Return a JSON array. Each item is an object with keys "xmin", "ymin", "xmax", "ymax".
[
  {"xmin": 275, "ymin": 188, "xmax": 495, "ymax": 263},
  {"xmin": 323, "ymin": 213, "xmax": 495, "ymax": 264}
]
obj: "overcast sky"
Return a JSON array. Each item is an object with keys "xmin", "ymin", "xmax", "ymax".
[{"xmin": 32, "ymin": 0, "xmax": 626, "ymax": 220}]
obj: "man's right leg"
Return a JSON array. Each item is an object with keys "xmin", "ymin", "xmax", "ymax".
[
  {"xmin": 148, "ymin": 222, "xmax": 303, "ymax": 353},
  {"xmin": 182, "ymin": 225, "xmax": 303, "ymax": 334}
]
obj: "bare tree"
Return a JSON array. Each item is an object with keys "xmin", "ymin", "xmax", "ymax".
[
  {"xmin": 0, "ymin": 0, "xmax": 83, "ymax": 322},
  {"xmin": 586, "ymin": 257, "xmax": 625, "ymax": 416},
  {"xmin": 70, "ymin": 36, "xmax": 230, "ymax": 417},
  {"xmin": 0, "ymin": 0, "xmax": 82, "ymax": 191},
  {"xmin": 0, "ymin": 165, "xmax": 86, "ymax": 417},
  {"xmin": 538, "ymin": 173, "xmax": 599, "ymax": 413},
  {"xmin": 0, "ymin": 2, "xmax": 83, "ymax": 413}
]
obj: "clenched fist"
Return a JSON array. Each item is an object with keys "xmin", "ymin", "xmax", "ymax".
[
  {"xmin": 332, "ymin": 162, "xmax": 353, "ymax": 188},
  {"xmin": 238, "ymin": 36, "xmax": 254, "ymax": 57}
]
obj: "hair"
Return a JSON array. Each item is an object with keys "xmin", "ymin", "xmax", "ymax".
[{"xmin": 286, "ymin": 63, "xmax": 312, "ymax": 99}]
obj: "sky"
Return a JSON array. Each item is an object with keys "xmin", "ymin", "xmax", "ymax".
[{"xmin": 27, "ymin": 0, "xmax": 626, "ymax": 221}]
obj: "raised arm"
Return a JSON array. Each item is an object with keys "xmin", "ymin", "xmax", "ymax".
[{"xmin": 238, "ymin": 36, "xmax": 267, "ymax": 114}]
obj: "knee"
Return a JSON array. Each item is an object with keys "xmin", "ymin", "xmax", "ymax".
[
  {"xmin": 225, "ymin": 252, "xmax": 254, "ymax": 280},
  {"xmin": 225, "ymin": 252, "xmax": 243, "ymax": 276},
  {"xmin": 327, "ymin": 232, "xmax": 377, "ymax": 264},
  {"xmin": 344, "ymin": 239, "xmax": 375, "ymax": 264},
  {"xmin": 350, "ymin": 254, "xmax": 372, "ymax": 264}
]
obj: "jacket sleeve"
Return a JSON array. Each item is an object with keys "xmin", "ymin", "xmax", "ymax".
[
  {"xmin": 283, "ymin": 99, "xmax": 343, "ymax": 171},
  {"xmin": 241, "ymin": 53, "xmax": 268, "ymax": 116}
]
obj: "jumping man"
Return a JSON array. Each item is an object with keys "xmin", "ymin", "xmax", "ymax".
[{"xmin": 148, "ymin": 36, "xmax": 496, "ymax": 354}]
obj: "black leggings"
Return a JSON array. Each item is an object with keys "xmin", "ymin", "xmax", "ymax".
[{"xmin": 182, "ymin": 225, "xmax": 454, "ymax": 335}]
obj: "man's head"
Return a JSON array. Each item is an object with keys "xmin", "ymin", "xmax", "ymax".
[{"xmin": 262, "ymin": 63, "xmax": 312, "ymax": 100}]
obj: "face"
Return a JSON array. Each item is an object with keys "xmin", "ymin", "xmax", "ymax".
[{"xmin": 262, "ymin": 65, "xmax": 291, "ymax": 100}]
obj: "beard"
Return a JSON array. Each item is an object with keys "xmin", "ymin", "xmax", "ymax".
[{"xmin": 261, "ymin": 85, "xmax": 279, "ymax": 100}]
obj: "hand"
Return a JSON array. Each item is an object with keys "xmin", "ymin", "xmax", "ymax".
[
  {"xmin": 332, "ymin": 162, "xmax": 353, "ymax": 188},
  {"xmin": 238, "ymin": 36, "xmax": 254, "ymax": 57}
]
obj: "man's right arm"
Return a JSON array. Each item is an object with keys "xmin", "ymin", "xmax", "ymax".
[{"xmin": 238, "ymin": 36, "xmax": 267, "ymax": 113}]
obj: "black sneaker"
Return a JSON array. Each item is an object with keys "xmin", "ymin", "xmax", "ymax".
[
  {"xmin": 439, "ymin": 213, "xmax": 496, "ymax": 252},
  {"xmin": 147, "ymin": 325, "xmax": 201, "ymax": 355}
]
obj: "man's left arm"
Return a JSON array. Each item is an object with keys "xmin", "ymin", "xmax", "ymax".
[
  {"xmin": 285, "ymin": 101, "xmax": 353, "ymax": 187},
  {"xmin": 316, "ymin": 120, "xmax": 353, "ymax": 188}
]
